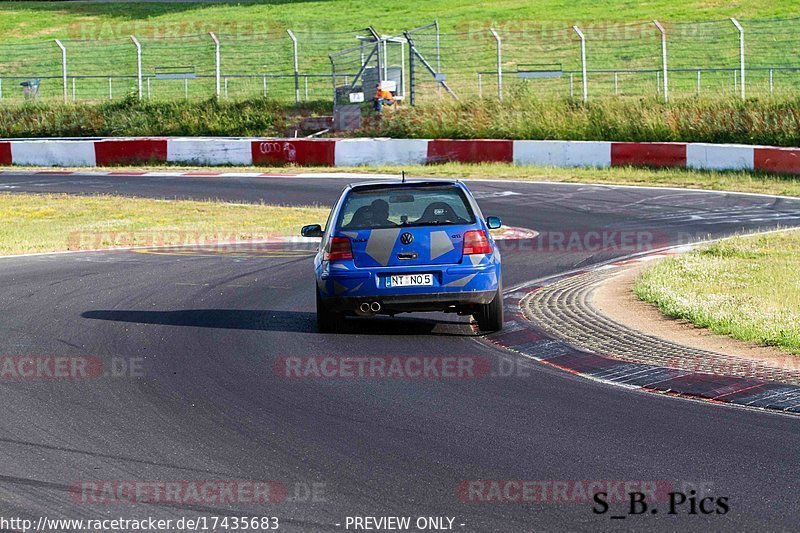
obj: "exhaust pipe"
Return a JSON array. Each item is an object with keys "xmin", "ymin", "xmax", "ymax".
[{"xmin": 356, "ymin": 301, "xmax": 382, "ymax": 316}]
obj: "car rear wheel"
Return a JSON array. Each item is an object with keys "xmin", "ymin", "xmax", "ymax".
[
  {"xmin": 317, "ymin": 287, "xmax": 342, "ymax": 333},
  {"xmin": 475, "ymin": 284, "xmax": 504, "ymax": 333}
]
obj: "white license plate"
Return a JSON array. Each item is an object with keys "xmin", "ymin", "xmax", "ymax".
[{"xmin": 386, "ymin": 273, "xmax": 434, "ymax": 287}]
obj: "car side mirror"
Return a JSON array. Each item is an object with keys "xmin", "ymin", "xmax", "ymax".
[
  {"xmin": 301, "ymin": 224, "xmax": 323, "ymax": 238},
  {"xmin": 486, "ymin": 216, "xmax": 502, "ymax": 230}
]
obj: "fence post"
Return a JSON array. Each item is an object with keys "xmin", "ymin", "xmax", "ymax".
[
  {"xmin": 489, "ymin": 28, "xmax": 502, "ymax": 100},
  {"xmin": 572, "ymin": 26, "xmax": 588, "ymax": 103},
  {"xmin": 368, "ymin": 27, "xmax": 382, "ymax": 80},
  {"xmin": 696, "ymin": 70, "xmax": 700, "ymax": 96},
  {"xmin": 435, "ymin": 19, "xmax": 441, "ymax": 97},
  {"xmin": 209, "ymin": 32, "xmax": 221, "ymax": 97},
  {"xmin": 55, "ymin": 39, "xmax": 67, "ymax": 103},
  {"xmin": 287, "ymin": 29, "xmax": 300, "ymax": 104},
  {"xmin": 731, "ymin": 18, "xmax": 745, "ymax": 99},
  {"xmin": 653, "ymin": 20, "xmax": 668, "ymax": 102},
  {"xmin": 130, "ymin": 35, "xmax": 142, "ymax": 100},
  {"xmin": 329, "ymin": 55, "xmax": 336, "ymax": 105},
  {"xmin": 408, "ymin": 36, "xmax": 415, "ymax": 106}
]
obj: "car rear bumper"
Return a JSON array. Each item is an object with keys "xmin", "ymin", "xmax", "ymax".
[
  {"xmin": 325, "ymin": 290, "xmax": 498, "ymax": 314},
  {"xmin": 317, "ymin": 256, "xmax": 501, "ymax": 314}
]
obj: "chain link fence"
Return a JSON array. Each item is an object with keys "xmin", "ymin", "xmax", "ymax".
[{"xmin": 0, "ymin": 17, "xmax": 798, "ymax": 104}]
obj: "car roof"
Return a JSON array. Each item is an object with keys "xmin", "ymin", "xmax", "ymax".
[{"xmin": 346, "ymin": 179, "xmax": 463, "ymax": 192}]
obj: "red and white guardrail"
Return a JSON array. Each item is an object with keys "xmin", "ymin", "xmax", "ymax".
[{"xmin": 1, "ymin": 138, "xmax": 799, "ymax": 174}]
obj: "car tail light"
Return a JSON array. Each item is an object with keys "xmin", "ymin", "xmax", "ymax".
[
  {"xmin": 463, "ymin": 230, "xmax": 492, "ymax": 255},
  {"xmin": 325, "ymin": 236, "xmax": 353, "ymax": 261}
]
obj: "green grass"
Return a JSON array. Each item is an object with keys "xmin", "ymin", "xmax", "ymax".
[
  {"xmin": 2, "ymin": 1, "xmax": 796, "ymax": 41},
  {"xmin": 0, "ymin": 192, "xmax": 327, "ymax": 255},
  {"xmin": 635, "ymin": 229, "xmax": 800, "ymax": 354},
  {"xmin": 0, "ymin": 97, "xmax": 330, "ymax": 137},
  {"xmin": 5, "ymin": 95, "xmax": 800, "ymax": 149},
  {"xmin": 0, "ymin": 1, "xmax": 799, "ymax": 103},
  {"xmin": 369, "ymin": 94, "xmax": 800, "ymax": 146}
]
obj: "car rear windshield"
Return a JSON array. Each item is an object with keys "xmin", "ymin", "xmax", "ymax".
[{"xmin": 338, "ymin": 185, "xmax": 476, "ymax": 230}]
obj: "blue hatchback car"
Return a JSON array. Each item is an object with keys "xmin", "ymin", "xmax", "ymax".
[{"xmin": 301, "ymin": 180, "xmax": 503, "ymax": 333}]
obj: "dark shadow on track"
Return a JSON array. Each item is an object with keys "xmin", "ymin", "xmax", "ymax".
[{"xmin": 82, "ymin": 309, "xmax": 477, "ymax": 336}]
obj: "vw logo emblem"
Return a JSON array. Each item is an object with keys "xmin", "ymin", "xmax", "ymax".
[{"xmin": 400, "ymin": 232, "xmax": 414, "ymax": 245}]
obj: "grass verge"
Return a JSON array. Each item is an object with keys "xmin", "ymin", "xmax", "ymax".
[
  {"xmin": 325, "ymin": 163, "xmax": 800, "ymax": 197},
  {"xmin": 368, "ymin": 95, "xmax": 800, "ymax": 147},
  {"xmin": 5, "ymin": 95, "xmax": 800, "ymax": 147},
  {"xmin": 4, "ymin": 163, "xmax": 800, "ymax": 198},
  {"xmin": 0, "ymin": 98, "xmax": 330, "ymax": 138},
  {"xmin": 0, "ymin": 192, "xmax": 327, "ymax": 256},
  {"xmin": 635, "ymin": 229, "xmax": 800, "ymax": 355}
]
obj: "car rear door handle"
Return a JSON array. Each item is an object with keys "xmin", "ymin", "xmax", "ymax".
[{"xmin": 397, "ymin": 252, "xmax": 418, "ymax": 260}]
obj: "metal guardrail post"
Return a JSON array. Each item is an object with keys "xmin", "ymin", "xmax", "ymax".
[
  {"xmin": 130, "ymin": 35, "xmax": 142, "ymax": 100},
  {"xmin": 731, "ymin": 18, "xmax": 745, "ymax": 99},
  {"xmin": 489, "ymin": 28, "xmax": 502, "ymax": 101},
  {"xmin": 287, "ymin": 29, "xmax": 300, "ymax": 104},
  {"xmin": 55, "ymin": 39, "xmax": 67, "ymax": 103},
  {"xmin": 572, "ymin": 26, "xmax": 588, "ymax": 103},
  {"xmin": 653, "ymin": 20, "xmax": 668, "ymax": 102},
  {"xmin": 209, "ymin": 32, "xmax": 221, "ymax": 97}
]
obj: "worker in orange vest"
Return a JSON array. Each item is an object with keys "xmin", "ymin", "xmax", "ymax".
[{"xmin": 373, "ymin": 83, "xmax": 396, "ymax": 113}]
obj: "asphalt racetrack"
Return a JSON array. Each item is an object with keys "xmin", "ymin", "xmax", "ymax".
[{"xmin": 0, "ymin": 171, "xmax": 799, "ymax": 532}]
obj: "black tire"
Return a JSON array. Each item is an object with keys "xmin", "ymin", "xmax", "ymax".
[
  {"xmin": 475, "ymin": 284, "xmax": 504, "ymax": 333},
  {"xmin": 316, "ymin": 288, "xmax": 342, "ymax": 333}
]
